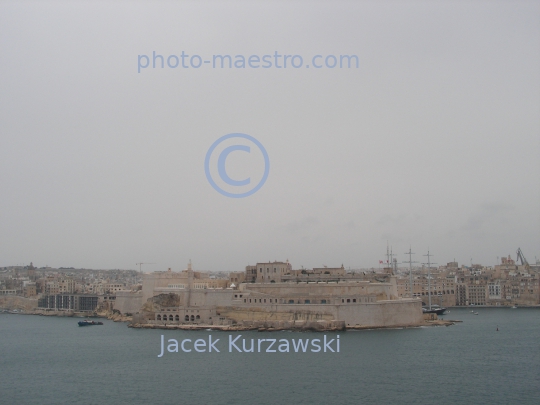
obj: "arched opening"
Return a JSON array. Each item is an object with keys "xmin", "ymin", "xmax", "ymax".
[
  {"xmin": 190, "ymin": 315, "xmax": 195, "ymax": 321},
  {"xmin": 169, "ymin": 315, "xmax": 173, "ymax": 321},
  {"xmin": 196, "ymin": 315, "xmax": 200, "ymax": 320},
  {"xmin": 185, "ymin": 315, "xmax": 189, "ymax": 321},
  {"xmin": 175, "ymin": 315, "xmax": 179, "ymax": 321},
  {"xmin": 157, "ymin": 314, "xmax": 161, "ymax": 320}
]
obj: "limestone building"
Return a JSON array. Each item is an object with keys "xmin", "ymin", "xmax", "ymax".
[{"xmin": 127, "ymin": 260, "xmax": 423, "ymax": 329}]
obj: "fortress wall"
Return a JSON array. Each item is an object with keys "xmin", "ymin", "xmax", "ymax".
[
  {"xmin": 243, "ymin": 282, "xmax": 391, "ymax": 297},
  {"xmin": 115, "ymin": 291, "xmax": 143, "ymax": 314},
  {"xmin": 190, "ymin": 290, "xmax": 236, "ymax": 306},
  {"xmin": 0, "ymin": 296, "xmax": 38, "ymax": 311},
  {"xmin": 150, "ymin": 290, "xmax": 235, "ymax": 308},
  {"xmin": 216, "ymin": 306, "xmax": 335, "ymax": 323},
  {"xmin": 217, "ymin": 299, "xmax": 422, "ymax": 328},
  {"xmin": 141, "ymin": 282, "xmax": 422, "ymax": 328},
  {"xmin": 142, "ymin": 272, "xmax": 191, "ymax": 302},
  {"xmin": 336, "ymin": 299, "xmax": 422, "ymax": 327}
]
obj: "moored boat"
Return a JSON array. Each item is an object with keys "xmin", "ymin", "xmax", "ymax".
[
  {"xmin": 78, "ymin": 320, "xmax": 103, "ymax": 327},
  {"xmin": 422, "ymin": 305, "xmax": 447, "ymax": 315}
]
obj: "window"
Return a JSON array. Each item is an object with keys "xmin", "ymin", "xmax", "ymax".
[
  {"xmin": 347, "ymin": 299, "xmax": 350, "ymax": 303},
  {"xmin": 353, "ymin": 299, "xmax": 356, "ymax": 302},
  {"xmin": 321, "ymin": 300, "xmax": 327, "ymax": 304},
  {"xmin": 305, "ymin": 300, "xmax": 310, "ymax": 304},
  {"xmin": 289, "ymin": 300, "xmax": 294, "ymax": 304}
]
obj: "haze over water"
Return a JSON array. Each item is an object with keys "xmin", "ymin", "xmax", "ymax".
[{"xmin": 1, "ymin": 308, "xmax": 538, "ymax": 405}]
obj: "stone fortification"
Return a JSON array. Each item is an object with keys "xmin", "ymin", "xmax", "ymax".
[
  {"xmin": 215, "ymin": 306, "xmax": 335, "ymax": 322},
  {"xmin": 0, "ymin": 296, "xmax": 38, "ymax": 311},
  {"xmin": 128, "ymin": 262, "xmax": 424, "ymax": 330},
  {"xmin": 114, "ymin": 291, "xmax": 144, "ymax": 315}
]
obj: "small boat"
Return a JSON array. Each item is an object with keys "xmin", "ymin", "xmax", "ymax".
[
  {"xmin": 511, "ymin": 305, "xmax": 517, "ymax": 309},
  {"xmin": 422, "ymin": 305, "xmax": 447, "ymax": 315},
  {"xmin": 473, "ymin": 312, "xmax": 479, "ymax": 315},
  {"xmin": 78, "ymin": 320, "xmax": 103, "ymax": 327}
]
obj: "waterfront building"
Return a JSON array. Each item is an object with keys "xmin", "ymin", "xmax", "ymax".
[
  {"xmin": 395, "ymin": 256, "xmax": 540, "ymax": 307},
  {"xmin": 37, "ymin": 294, "xmax": 99, "ymax": 312}
]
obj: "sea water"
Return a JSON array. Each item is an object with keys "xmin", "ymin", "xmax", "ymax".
[{"xmin": 1, "ymin": 308, "xmax": 538, "ymax": 405}]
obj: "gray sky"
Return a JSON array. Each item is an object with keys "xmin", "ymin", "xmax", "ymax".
[{"xmin": 1, "ymin": 1, "xmax": 539, "ymax": 272}]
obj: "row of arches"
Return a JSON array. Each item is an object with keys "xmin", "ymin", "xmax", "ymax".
[{"xmin": 156, "ymin": 314, "xmax": 201, "ymax": 321}]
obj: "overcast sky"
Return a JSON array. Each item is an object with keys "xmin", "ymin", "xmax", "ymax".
[{"xmin": 1, "ymin": 1, "xmax": 539, "ymax": 272}]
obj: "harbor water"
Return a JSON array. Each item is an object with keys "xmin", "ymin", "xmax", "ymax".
[{"xmin": 1, "ymin": 308, "xmax": 538, "ymax": 405}]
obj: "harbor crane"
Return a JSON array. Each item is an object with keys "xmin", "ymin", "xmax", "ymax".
[
  {"xmin": 516, "ymin": 248, "xmax": 530, "ymax": 271},
  {"xmin": 136, "ymin": 262, "xmax": 156, "ymax": 275}
]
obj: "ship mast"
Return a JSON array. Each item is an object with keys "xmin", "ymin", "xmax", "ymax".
[
  {"xmin": 385, "ymin": 242, "xmax": 396, "ymax": 274},
  {"xmin": 403, "ymin": 247, "xmax": 417, "ymax": 299},
  {"xmin": 423, "ymin": 250, "xmax": 436, "ymax": 310}
]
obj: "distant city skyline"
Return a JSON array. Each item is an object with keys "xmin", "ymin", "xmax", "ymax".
[{"xmin": 1, "ymin": 246, "xmax": 536, "ymax": 273}]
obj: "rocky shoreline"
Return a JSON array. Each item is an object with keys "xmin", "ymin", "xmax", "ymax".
[
  {"xmin": 127, "ymin": 319, "xmax": 460, "ymax": 332},
  {"xmin": 0, "ymin": 309, "xmax": 133, "ymax": 323},
  {"xmin": 3, "ymin": 308, "xmax": 459, "ymax": 330}
]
